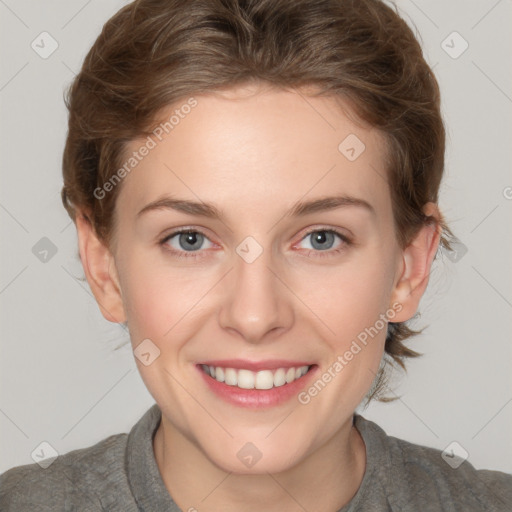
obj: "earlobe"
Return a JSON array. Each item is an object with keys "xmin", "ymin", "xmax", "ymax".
[
  {"xmin": 76, "ymin": 213, "xmax": 126, "ymax": 324},
  {"xmin": 389, "ymin": 203, "xmax": 442, "ymax": 322}
]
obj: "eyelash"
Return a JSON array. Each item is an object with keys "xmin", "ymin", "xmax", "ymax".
[{"xmin": 159, "ymin": 227, "xmax": 352, "ymax": 260}]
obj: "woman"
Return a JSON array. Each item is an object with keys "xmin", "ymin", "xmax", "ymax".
[{"xmin": 1, "ymin": 0, "xmax": 511, "ymax": 510}]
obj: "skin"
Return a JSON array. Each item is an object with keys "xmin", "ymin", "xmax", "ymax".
[{"xmin": 76, "ymin": 83, "xmax": 441, "ymax": 511}]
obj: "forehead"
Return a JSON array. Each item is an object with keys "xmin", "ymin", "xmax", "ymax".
[{"xmin": 117, "ymin": 84, "xmax": 392, "ymax": 225}]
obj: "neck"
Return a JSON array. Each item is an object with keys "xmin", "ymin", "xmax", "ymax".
[{"xmin": 153, "ymin": 415, "xmax": 366, "ymax": 512}]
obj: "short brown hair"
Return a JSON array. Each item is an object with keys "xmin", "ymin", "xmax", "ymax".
[{"xmin": 61, "ymin": 0, "xmax": 455, "ymax": 401}]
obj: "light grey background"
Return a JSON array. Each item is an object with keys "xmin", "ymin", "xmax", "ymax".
[{"xmin": 1, "ymin": 0, "xmax": 511, "ymax": 476}]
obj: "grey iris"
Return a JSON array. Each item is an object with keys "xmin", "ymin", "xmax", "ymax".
[
  {"xmin": 179, "ymin": 232, "xmax": 204, "ymax": 251},
  {"xmin": 310, "ymin": 231, "xmax": 335, "ymax": 250}
]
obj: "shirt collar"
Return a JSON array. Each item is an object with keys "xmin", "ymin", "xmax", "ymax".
[
  {"xmin": 126, "ymin": 403, "xmax": 181, "ymax": 511},
  {"xmin": 125, "ymin": 405, "xmax": 395, "ymax": 512}
]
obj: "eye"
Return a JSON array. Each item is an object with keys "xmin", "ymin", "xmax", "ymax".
[
  {"xmin": 295, "ymin": 228, "xmax": 352, "ymax": 258},
  {"xmin": 159, "ymin": 227, "xmax": 352, "ymax": 260},
  {"xmin": 160, "ymin": 229, "xmax": 214, "ymax": 258}
]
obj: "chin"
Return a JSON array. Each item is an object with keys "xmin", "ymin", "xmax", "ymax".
[
  {"xmin": 198, "ymin": 434, "xmax": 309, "ymax": 475},
  {"xmin": 210, "ymin": 450, "xmax": 301, "ymax": 475}
]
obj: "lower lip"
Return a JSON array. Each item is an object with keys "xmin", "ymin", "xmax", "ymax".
[{"xmin": 196, "ymin": 365, "xmax": 318, "ymax": 409}]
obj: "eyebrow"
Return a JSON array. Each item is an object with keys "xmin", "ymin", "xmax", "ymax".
[{"xmin": 136, "ymin": 194, "xmax": 375, "ymax": 219}]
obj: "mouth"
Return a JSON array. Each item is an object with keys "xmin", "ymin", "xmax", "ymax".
[
  {"xmin": 200, "ymin": 364, "xmax": 312, "ymax": 389},
  {"xmin": 196, "ymin": 360, "xmax": 317, "ymax": 408}
]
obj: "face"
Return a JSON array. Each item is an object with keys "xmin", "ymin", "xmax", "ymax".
[{"xmin": 102, "ymin": 84, "xmax": 412, "ymax": 473}]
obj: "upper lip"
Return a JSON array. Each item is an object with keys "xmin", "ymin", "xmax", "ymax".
[{"xmin": 198, "ymin": 359, "xmax": 314, "ymax": 372}]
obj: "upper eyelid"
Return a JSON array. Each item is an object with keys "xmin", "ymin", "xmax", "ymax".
[{"xmin": 160, "ymin": 228, "xmax": 215, "ymax": 247}]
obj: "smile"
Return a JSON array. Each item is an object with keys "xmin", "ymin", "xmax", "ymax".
[
  {"xmin": 196, "ymin": 360, "xmax": 318, "ymax": 408},
  {"xmin": 200, "ymin": 364, "xmax": 311, "ymax": 390}
]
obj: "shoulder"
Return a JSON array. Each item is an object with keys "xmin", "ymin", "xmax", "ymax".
[
  {"xmin": 0, "ymin": 432, "xmax": 133, "ymax": 512},
  {"xmin": 392, "ymin": 435, "xmax": 512, "ymax": 510},
  {"xmin": 355, "ymin": 415, "xmax": 512, "ymax": 511}
]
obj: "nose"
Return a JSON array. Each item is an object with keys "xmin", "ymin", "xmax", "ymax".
[{"xmin": 218, "ymin": 243, "xmax": 294, "ymax": 344}]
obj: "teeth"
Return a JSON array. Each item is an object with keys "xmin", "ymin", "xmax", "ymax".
[
  {"xmin": 238, "ymin": 369, "xmax": 255, "ymax": 389},
  {"xmin": 201, "ymin": 364, "xmax": 310, "ymax": 389},
  {"xmin": 273, "ymin": 368, "xmax": 286, "ymax": 387},
  {"xmin": 225, "ymin": 368, "xmax": 237, "ymax": 386},
  {"xmin": 215, "ymin": 367, "xmax": 225, "ymax": 382},
  {"xmin": 255, "ymin": 370, "xmax": 273, "ymax": 390}
]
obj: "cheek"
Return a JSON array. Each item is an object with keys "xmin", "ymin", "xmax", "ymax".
[
  {"xmin": 298, "ymin": 251, "xmax": 395, "ymax": 341},
  {"xmin": 118, "ymin": 253, "xmax": 211, "ymax": 343},
  {"xmin": 330, "ymin": 256, "xmax": 396, "ymax": 389},
  {"xmin": 118, "ymin": 235, "xmax": 396, "ymax": 350}
]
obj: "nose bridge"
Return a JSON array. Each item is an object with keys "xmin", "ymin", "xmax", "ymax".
[{"xmin": 218, "ymin": 236, "xmax": 293, "ymax": 342}]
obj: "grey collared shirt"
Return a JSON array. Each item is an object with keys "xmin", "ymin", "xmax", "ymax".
[{"xmin": 1, "ymin": 404, "xmax": 511, "ymax": 511}]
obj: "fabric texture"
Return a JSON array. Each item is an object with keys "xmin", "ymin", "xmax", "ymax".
[{"xmin": 1, "ymin": 403, "xmax": 511, "ymax": 511}]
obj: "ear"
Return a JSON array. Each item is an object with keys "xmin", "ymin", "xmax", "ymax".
[
  {"xmin": 75, "ymin": 212, "xmax": 126, "ymax": 323},
  {"xmin": 389, "ymin": 202, "xmax": 441, "ymax": 322}
]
